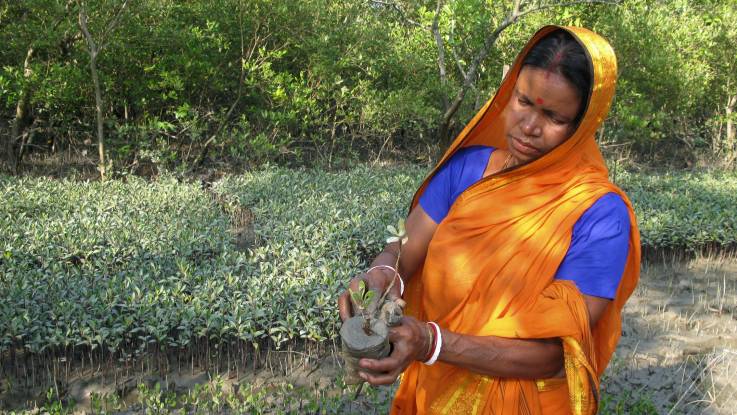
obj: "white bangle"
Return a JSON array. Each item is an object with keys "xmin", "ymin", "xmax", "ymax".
[
  {"xmin": 366, "ymin": 265, "xmax": 404, "ymax": 296},
  {"xmin": 423, "ymin": 322, "xmax": 442, "ymax": 365}
]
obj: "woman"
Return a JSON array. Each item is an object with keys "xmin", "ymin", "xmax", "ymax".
[{"xmin": 338, "ymin": 26, "xmax": 640, "ymax": 414}]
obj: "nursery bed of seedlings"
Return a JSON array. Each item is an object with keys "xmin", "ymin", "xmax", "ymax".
[
  {"xmin": 0, "ymin": 167, "xmax": 422, "ymax": 397},
  {"xmin": 1, "ymin": 167, "xmax": 736, "ymax": 412},
  {"xmin": 616, "ymin": 170, "xmax": 737, "ymax": 255}
]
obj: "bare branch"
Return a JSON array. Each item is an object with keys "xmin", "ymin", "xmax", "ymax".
[
  {"xmin": 368, "ymin": 0, "xmax": 428, "ymax": 29},
  {"xmin": 431, "ymin": 0, "xmax": 450, "ymax": 112},
  {"xmin": 99, "ymin": 0, "xmax": 129, "ymax": 51},
  {"xmin": 449, "ymin": 45, "xmax": 467, "ymax": 79},
  {"xmin": 78, "ymin": 2, "xmax": 97, "ymax": 58},
  {"xmin": 440, "ymin": 14, "xmax": 509, "ymax": 124},
  {"xmin": 448, "ymin": 20, "xmax": 479, "ymax": 97},
  {"xmin": 78, "ymin": 0, "xmax": 130, "ymax": 53},
  {"xmin": 512, "ymin": 0, "xmax": 522, "ymax": 16},
  {"xmin": 439, "ymin": 0, "xmax": 621, "ymax": 137},
  {"xmin": 448, "ymin": 18, "xmax": 466, "ymax": 78}
]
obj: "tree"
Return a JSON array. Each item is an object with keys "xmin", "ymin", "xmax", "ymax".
[
  {"xmin": 371, "ymin": 0, "xmax": 620, "ymax": 143},
  {"xmin": 77, "ymin": 0, "xmax": 129, "ymax": 180},
  {"xmin": 1, "ymin": 0, "xmax": 76, "ymax": 173},
  {"xmin": 2, "ymin": 0, "xmax": 734, "ymax": 170},
  {"xmin": 709, "ymin": 3, "xmax": 737, "ymax": 166}
]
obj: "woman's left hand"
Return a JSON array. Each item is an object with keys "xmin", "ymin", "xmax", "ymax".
[{"xmin": 358, "ymin": 316, "xmax": 432, "ymax": 385}]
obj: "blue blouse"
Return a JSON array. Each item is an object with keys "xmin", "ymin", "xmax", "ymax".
[{"xmin": 418, "ymin": 145, "xmax": 630, "ymax": 299}]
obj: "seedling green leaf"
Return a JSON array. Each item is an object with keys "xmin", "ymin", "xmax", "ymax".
[{"xmin": 1, "ymin": 166, "xmax": 735, "ymax": 376}]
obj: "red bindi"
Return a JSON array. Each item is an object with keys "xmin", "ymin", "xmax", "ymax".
[{"xmin": 535, "ymin": 97, "xmax": 544, "ymax": 105}]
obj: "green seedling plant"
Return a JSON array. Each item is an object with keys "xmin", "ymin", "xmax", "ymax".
[
  {"xmin": 379, "ymin": 217, "xmax": 408, "ymax": 303},
  {"xmin": 349, "ymin": 218, "xmax": 409, "ymax": 334},
  {"xmin": 350, "ymin": 280, "xmax": 377, "ymax": 334}
]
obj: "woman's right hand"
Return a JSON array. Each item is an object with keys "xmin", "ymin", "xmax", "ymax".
[{"xmin": 338, "ymin": 267, "xmax": 402, "ymax": 322}]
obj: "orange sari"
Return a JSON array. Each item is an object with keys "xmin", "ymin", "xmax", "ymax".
[{"xmin": 391, "ymin": 26, "xmax": 640, "ymax": 415}]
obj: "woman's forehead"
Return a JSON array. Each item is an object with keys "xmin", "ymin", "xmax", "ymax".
[{"xmin": 516, "ymin": 66, "xmax": 581, "ymax": 116}]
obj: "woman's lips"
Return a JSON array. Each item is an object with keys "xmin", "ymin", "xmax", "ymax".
[{"xmin": 510, "ymin": 135, "xmax": 539, "ymax": 156}]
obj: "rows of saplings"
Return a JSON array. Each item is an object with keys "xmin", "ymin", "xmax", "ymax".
[{"xmin": 1, "ymin": 167, "xmax": 734, "ymax": 391}]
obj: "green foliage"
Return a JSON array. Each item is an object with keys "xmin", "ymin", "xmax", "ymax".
[
  {"xmin": 0, "ymin": 175, "xmax": 233, "ymax": 355},
  {"xmin": 138, "ymin": 382, "xmax": 178, "ymax": 414},
  {"xmin": 617, "ymin": 170, "xmax": 737, "ymax": 251},
  {"xmin": 584, "ymin": 0, "xmax": 724, "ymax": 153},
  {"xmin": 0, "ymin": 166, "xmax": 422, "ymax": 356},
  {"xmin": 4, "ymin": 0, "xmax": 733, "ymax": 168},
  {"xmin": 350, "ymin": 280, "xmax": 376, "ymax": 312},
  {"xmin": 0, "ymin": 0, "xmax": 443, "ymax": 166},
  {"xmin": 89, "ymin": 391, "xmax": 122, "ymax": 414},
  {"xmin": 19, "ymin": 376, "xmax": 393, "ymax": 414},
  {"xmin": 599, "ymin": 390, "xmax": 660, "ymax": 415},
  {"xmin": 1, "ymin": 166, "xmax": 736, "ymax": 359},
  {"xmin": 386, "ymin": 217, "xmax": 408, "ymax": 245}
]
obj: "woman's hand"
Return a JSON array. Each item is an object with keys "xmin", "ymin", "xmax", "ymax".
[
  {"xmin": 338, "ymin": 267, "xmax": 401, "ymax": 322},
  {"xmin": 357, "ymin": 316, "xmax": 431, "ymax": 385},
  {"xmin": 338, "ymin": 205, "xmax": 439, "ymax": 322}
]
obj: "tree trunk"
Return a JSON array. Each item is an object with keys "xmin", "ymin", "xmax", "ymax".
[
  {"xmin": 432, "ymin": 0, "xmax": 449, "ymax": 113},
  {"xmin": 79, "ymin": 11, "xmax": 106, "ymax": 180},
  {"xmin": 726, "ymin": 94, "xmax": 737, "ymax": 167},
  {"xmin": 7, "ymin": 47, "xmax": 35, "ymax": 173},
  {"xmin": 78, "ymin": 0, "xmax": 129, "ymax": 180},
  {"xmin": 437, "ymin": 117, "xmax": 452, "ymax": 146},
  {"xmin": 89, "ymin": 53, "xmax": 106, "ymax": 179}
]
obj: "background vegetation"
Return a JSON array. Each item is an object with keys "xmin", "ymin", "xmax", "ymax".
[
  {"xmin": 3, "ymin": 167, "xmax": 737, "ymax": 361},
  {"xmin": 1, "ymin": 0, "xmax": 736, "ymax": 175}
]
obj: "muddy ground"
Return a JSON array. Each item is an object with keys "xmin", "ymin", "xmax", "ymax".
[{"xmin": 602, "ymin": 255, "xmax": 737, "ymax": 414}]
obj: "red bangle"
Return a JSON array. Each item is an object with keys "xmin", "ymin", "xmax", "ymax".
[
  {"xmin": 423, "ymin": 322, "xmax": 442, "ymax": 365},
  {"xmin": 423, "ymin": 322, "xmax": 437, "ymax": 362}
]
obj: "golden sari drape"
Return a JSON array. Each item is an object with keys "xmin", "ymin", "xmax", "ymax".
[{"xmin": 390, "ymin": 26, "xmax": 641, "ymax": 415}]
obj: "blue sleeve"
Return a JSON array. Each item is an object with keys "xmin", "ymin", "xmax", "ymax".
[
  {"xmin": 418, "ymin": 146, "xmax": 494, "ymax": 223},
  {"xmin": 554, "ymin": 193, "xmax": 631, "ymax": 299},
  {"xmin": 418, "ymin": 158, "xmax": 453, "ymax": 223}
]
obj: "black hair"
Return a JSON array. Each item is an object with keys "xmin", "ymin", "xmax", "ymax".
[{"xmin": 522, "ymin": 30, "xmax": 592, "ymax": 123}]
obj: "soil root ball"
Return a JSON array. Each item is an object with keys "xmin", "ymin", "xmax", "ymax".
[
  {"xmin": 340, "ymin": 317, "xmax": 390, "ymax": 385},
  {"xmin": 340, "ymin": 297, "xmax": 405, "ymax": 385}
]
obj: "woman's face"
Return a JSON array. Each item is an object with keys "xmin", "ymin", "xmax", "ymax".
[{"xmin": 503, "ymin": 66, "xmax": 583, "ymax": 165}]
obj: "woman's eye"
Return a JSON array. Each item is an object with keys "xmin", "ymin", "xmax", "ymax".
[
  {"xmin": 545, "ymin": 111, "xmax": 567, "ymax": 125},
  {"xmin": 551, "ymin": 117, "xmax": 566, "ymax": 125},
  {"xmin": 518, "ymin": 97, "xmax": 531, "ymax": 106}
]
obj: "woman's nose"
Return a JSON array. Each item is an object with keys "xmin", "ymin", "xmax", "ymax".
[{"xmin": 520, "ymin": 112, "xmax": 542, "ymax": 137}]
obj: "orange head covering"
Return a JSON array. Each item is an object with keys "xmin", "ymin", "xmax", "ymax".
[{"xmin": 392, "ymin": 26, "xmax": 640, "ymax": 415}]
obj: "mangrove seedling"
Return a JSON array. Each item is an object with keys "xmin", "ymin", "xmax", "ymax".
[
  {"xmin": 380, "ymin": 217, "xmax": 408, "ymax": 304},
  {"xmin": 350, "ymin": 280, "xmax": 376, "ymax": 334},
  {"xmin": 341, "ymin": 217, "xmax": 410, "ymax": 385},
  {"xmin": 348, "ymin": 217, "xmax": 409, "ymax": 334}
]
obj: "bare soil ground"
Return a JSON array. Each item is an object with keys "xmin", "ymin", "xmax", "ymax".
[{"xmin": 603, "ymin": 256, "xmax": 737, "ymax": 414}]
